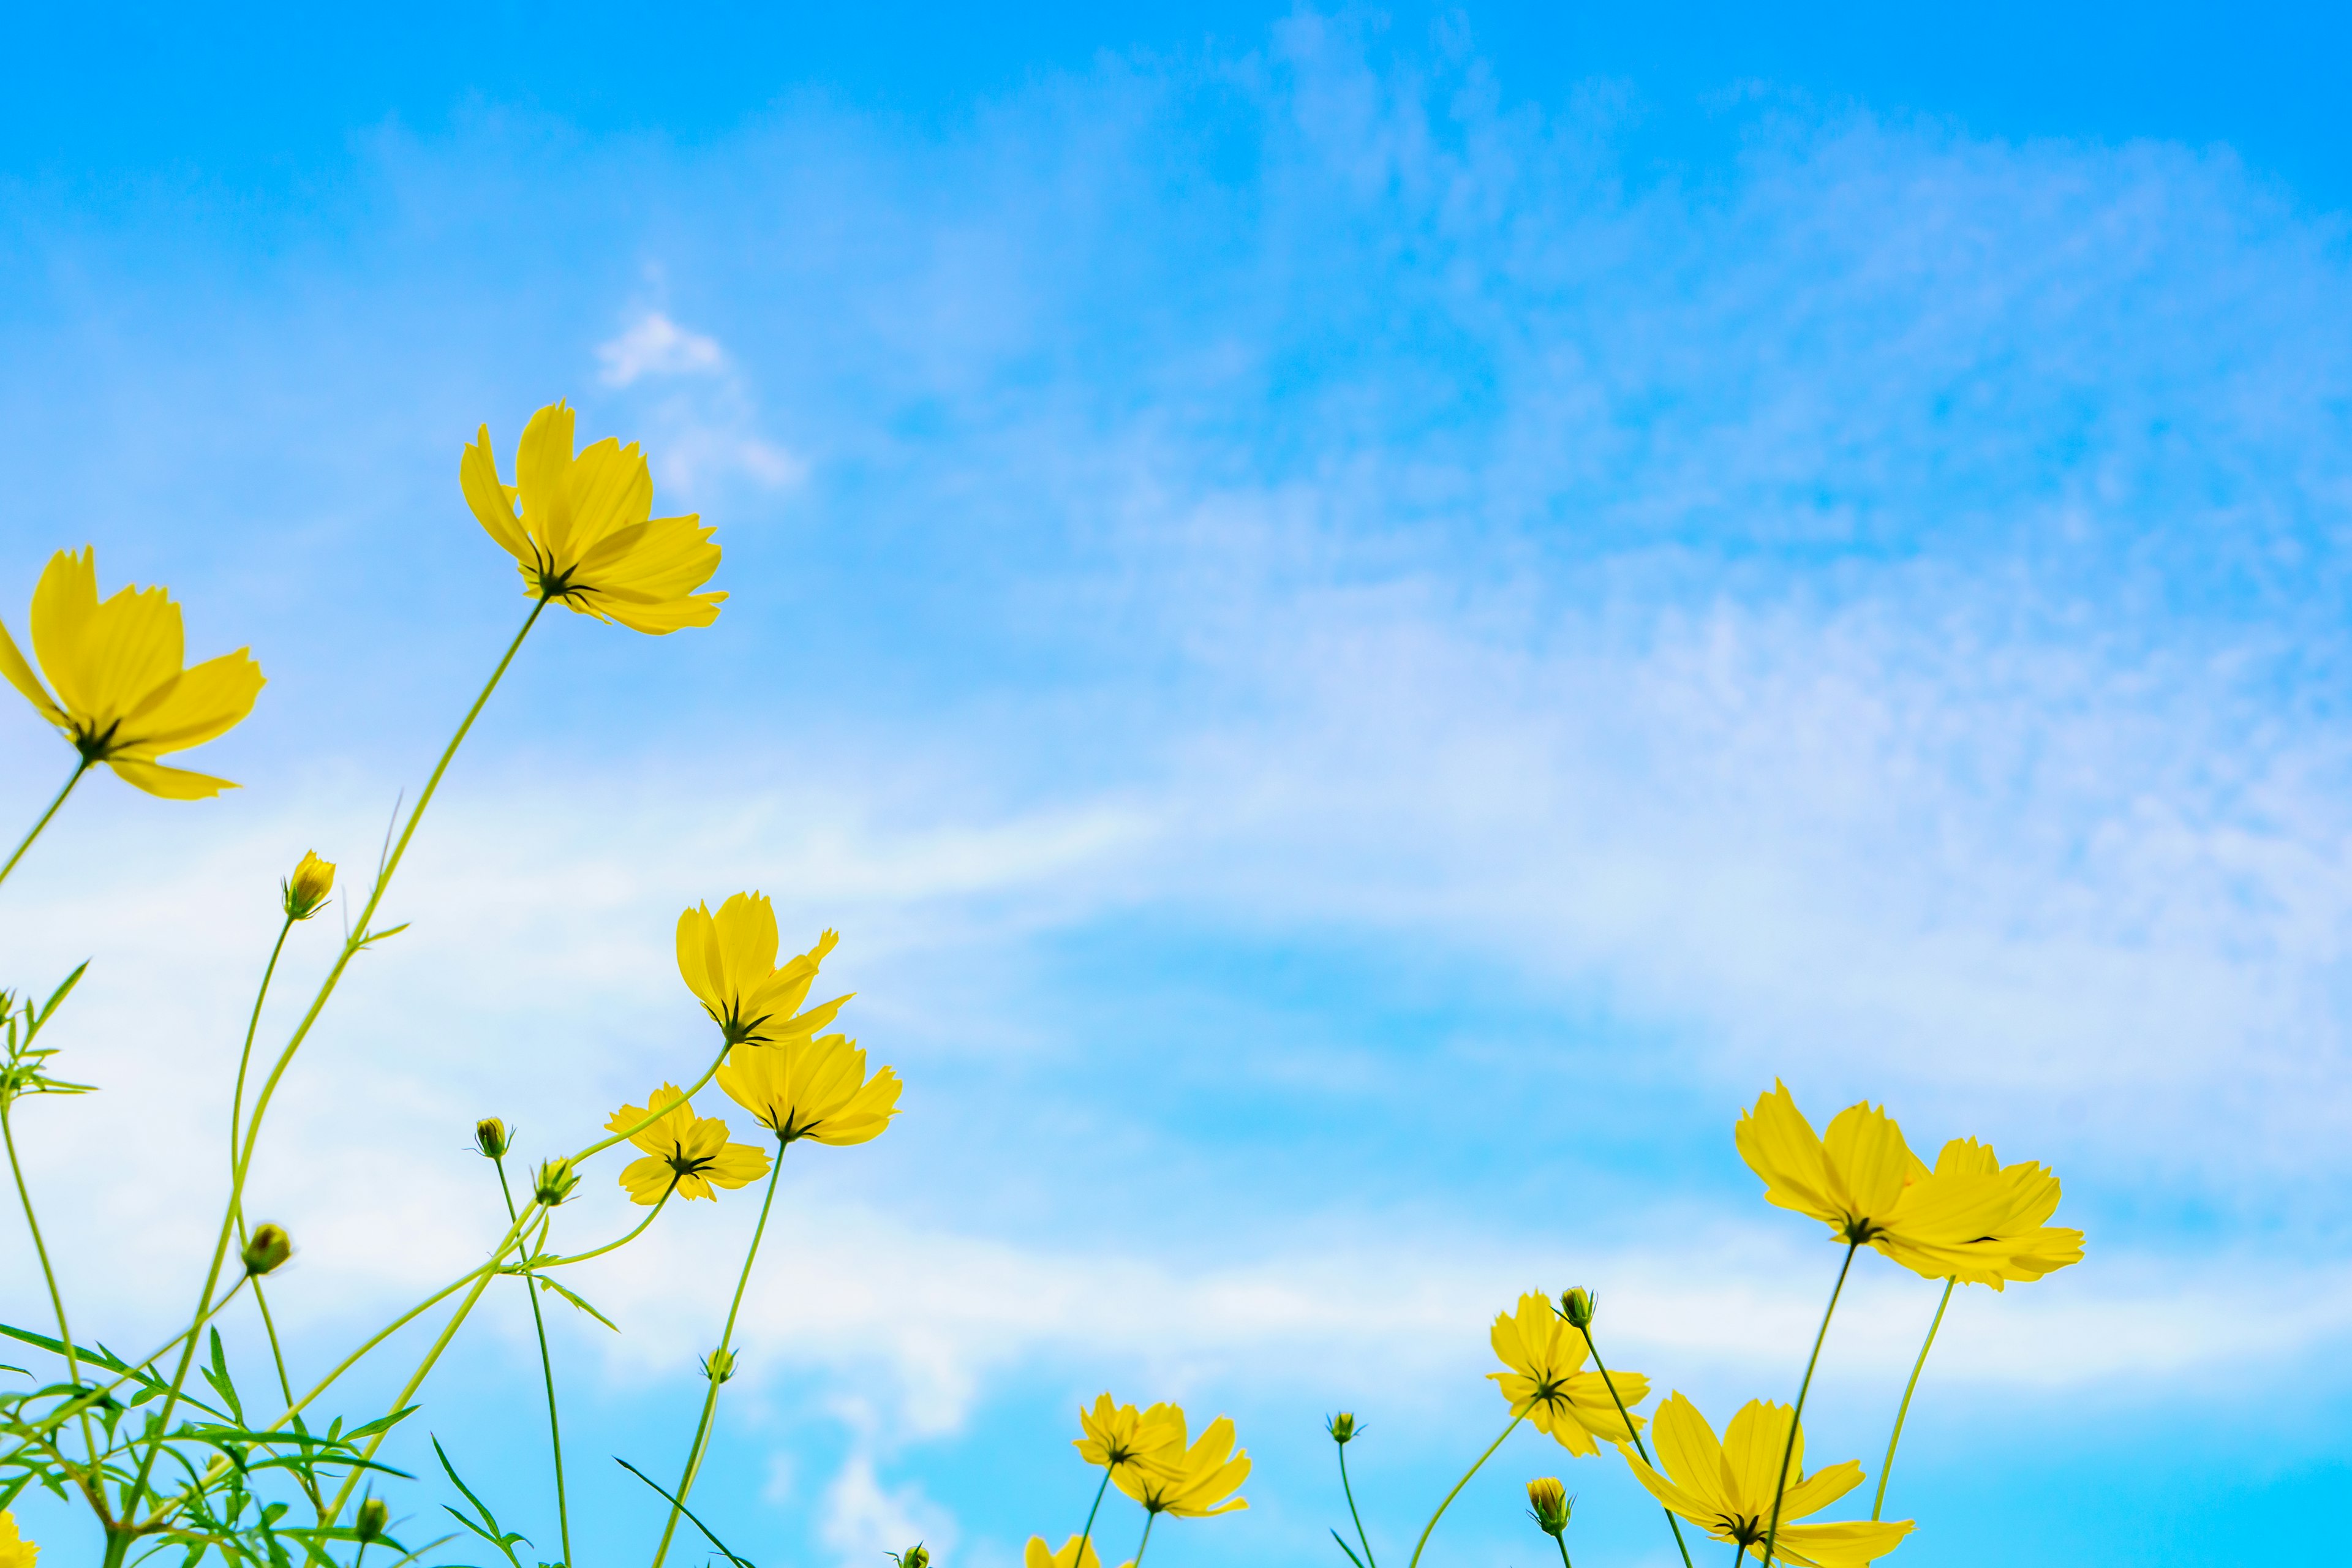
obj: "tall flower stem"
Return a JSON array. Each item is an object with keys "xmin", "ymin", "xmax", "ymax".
[
  {"xmin": 1129, "ymin": 1512, "xmax": 1158, "ymax": 1568},
  {"xmin": 496, "ymin": 1155, "xmax": 574, "ymax": 1568},
  {"xmin": 134, "ymin": 598, "xmax": 548, "ymax": 1514},
  {"xmin": 0, "ymin": 758, "xmax": 90, "ymax": 892},
  {"xmin": 1071, "ymin": 1470, "xmax": 1112, "ymax": 1567},
  {"xmin": 1760, "ymin": 1240, "xmax": 1862, "ymax": 1568},
  {"xmin": 1336, "ymin": 1442, "xmax": 1378, "ymax": 1568},
  {"xmin": 1575, "ymin": 1323, "xmax": 1693, "ymax": 1568},
  {"xmin": 650, "ymin": 1140, "xmax": 790, "ymax": 1568},
  {"xmin": 1406, "ymin": 1412, "xmax": 1523, "ymax": 1568},
  {"xmin": 1, "ymin": 1095, "xmax": 105, "ymax": 1506},
  {"xmin": 226, "ymin": 914, "xmax": 304, "ymax": 1418},
  {"xmin": 1552, "ymin": 1532, "xmax": 1574, "ymax": 1568},
  {"xmin": 1872, "ymin": 1278, "xmax": 1954, "ymax": 1521},
  {"xmin": 320, "ymin": 1264, "xmax": 504, "ymax": 1523}
]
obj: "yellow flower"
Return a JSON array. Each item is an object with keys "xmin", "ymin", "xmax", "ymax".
[
  {"xmin": 1736, "ymin": 1082, "xmax": 2085, "ymax": 1288},
  {"xmin": 715, "ymin": 1033, "xmax": 900, "ymax": 1147},
  {"xmin": 1488, "ymin": 1291, "xmax": 1649, "ymax": 1455},
  {"xmin": 0, "ymin": 1509, "xmax": 34, "ymax": 1567},
  {"xmin": 1623, "ymin": 1393, "xmax": 1912, "ymax": 1567},
  {"xmin": 282, "ymin": 850, "xmax": 335, "ymax": 920},
  {"xmin": 1526, "ymin": 1476, "xmax": 1572, "ymax": 1535},
  {"xmin": 461, "ymin": 401, "xmax": 725, "ymax": 634},
  {"xmin": 1074, "ymin": 1393, "xmax": 1186, "ymax": 1486},
  {"xmin": 0, "ymin": 547, "xmax": 262, "ymax": 798},
  {"xmin": 676, "ymin": 894, "xmax": 850, "ymax": 1046},
  {"xmin": 1026, "ymin": 1537, "xmax": 1125, "ymax": 1568},
  {"xmin": 1112, "ymin": 1406, "xmax": 1248, "ymax": 1518},
  {"xmin": 607, "ymin": 1083, "xmax": 771, "ymax": 1203}
]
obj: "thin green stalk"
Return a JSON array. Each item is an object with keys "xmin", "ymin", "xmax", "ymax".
[
  {"xmin": 1130, "ymin": 1512, "xmax": 1158, "ymax": 1568},
  {"xmin": 1760, "ymin": 1241, "xmax": 1862, "ymax": 1568},
  {"xmin": 324, "ymin": 1264, "xmax": 502, "ymax": 1522},
  {"xmin": 1072, "ymin": 1469, "xmax": 1112, "ymax": 1567},
  {"xmin": 1553, "ymin": 1531, "xmax": 1574, "ymax": 1568},
  {"xmin": 651, "ymin": 1140, "xmax": 791, "ymax": 1568},
  {"xmin": 1406, "ymin": 1412, "xmax": 1523, "ymax": 1568},
  {"xmin": 227, "ymin": 916, "xmax": 295, "ymax": 1177},
  {"xmin": 136, "ymin": 598, "xmax": 548, "ymax": 1510},
  {"xmin": 1872, "ymin": 1278, "xmax": 1954, "ymax": 1521},
  {"xmin": 0, "ymin": 758, "xmax": 90, "ymax": 892},
  {"xmin": 497, "ymin": 1155, "xmax": 574, "ymax": 1568},
  {"xmin": 1336, "ymin": 1442, "xmax": 1378, "ymax": 1568},
  {"xmin": 1575, "ymin": 1323, "xmax": 1692, "ymax": 1568},
  {"xmin": 1, "ymin": 1097, "xmax": 105, "ymax": 1509}
]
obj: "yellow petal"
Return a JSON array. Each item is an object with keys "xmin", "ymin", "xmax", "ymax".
[
  {"xmin": 0, "ymin": 614, "xmax": 64, "ymax": 726},
  {"xmin": 462, "ymin": 424, "xmax": 535, "ymax": 565},
  {"xmin": 105, "ymin": 757, "xmax": 239, "ymax": 799}
]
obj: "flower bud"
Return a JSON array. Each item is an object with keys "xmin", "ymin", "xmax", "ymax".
[
  {"xmin": 282, "ymin": 851, "xmax": 336, "ymax": 921},
  {"xmin": 703, "ymin": 1347, "xmax": 737, "ymax": 1384},
  {"xmin": 241, "ymin": 1224, "xmax": 293, "ymax": 1276},
  {"xmin": 532, "ymin": 1157, "xmax": 579, "ymax": 1207},
  {"xmin": 1558, "ymin": 1287, "xmax": 1595, "ymax": 1330},
  {"xmin": 474, "ymin": 1117, "xmax": 511, "ymax": 1159},
  {"xmin": 1325, "ymin": 1411, "xmax": 1357, "ymax": 1444},
  {"xmin": 1526, "ymin": 1476, "xmax": 1571, "ymax": 1536},
  {"xmin": 355, "ymin": 1496, "xmax": 389, "ymax": 1542},
  {"xmin": 889, "ymin": 1546, "xmax": 929, "ymax": 1568}
]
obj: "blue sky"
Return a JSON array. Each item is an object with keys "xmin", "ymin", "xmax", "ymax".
[{"xmin": 2, "ymin": 3, "xmax": 2350, "ymax": 1564}]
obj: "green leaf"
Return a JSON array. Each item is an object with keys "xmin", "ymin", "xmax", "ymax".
[
  {"xmin": 614, "ymin": 1457, "xmax": 755, "ymax": 1567},
  {"xmin": 533, "ymin": 1277, "xmax": 618, "ymax": 1333}
]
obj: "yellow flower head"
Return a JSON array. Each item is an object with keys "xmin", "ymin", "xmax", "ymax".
[
  {"xmin": 461, "ymin": 401, "xmax": 725, "ymax": 634},
  {"xmin": 0, "ymin": 1509, "xmax": 34, "ymax": 1568},
  {"xmin": 607, "ymin": 1083, "xmax": 771, "ymax": 1204},
  {"xmin": 1624, "ymin": 1393, "xmax": 1913, "ymax": 1567},
  {"xmin": 1112, "ymin": 1406, "xmax": 1249, "ymax": 1518},
  {"xmin": 676, "ymin": 895, "xmax": 850, "ymax": 1047},
  {"xmin": 283, "ymin": 850, "xmax": 335, "ymax": 920},
  {"xmin": 1488, "ymin": 1291, "xmax": 1648, "ymax": 1455},
  {"xmin": 1736, "ymin": 1082, "xmax": 2086, "ymax": 1288},
  {"xmin": 1025, "ymin": 1538, "xmax": 1110, "ymax": 1568},
  {"xmin": 716, "ymin": 1032, "xmax": 900, "ymax": 1147},
  {"xmin": 0, "ymin": 547, "xmax": 262, "ymax": 798},
  {"xmin": 1526, "ymin": 1476, "xmax": 1572, "ymax": 1535},
  {"xmin": 1074, "ymin": 1393, "xmax": 1186, "ymax": 1485}
]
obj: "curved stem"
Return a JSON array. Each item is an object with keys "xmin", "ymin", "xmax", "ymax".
[
  {"xmin": 1, "ymin": 1096, "xmax": 105, "ymax": 1507},
  {"xmin": 1760, "ymin": 1240, "xmax": 1861, "ymax": 1568},
  {"xmin": 1130, "ymin": 1512, "xmax": 1158, "ymax": 1568},
  {"xmin": 1554, "ymin": 1532, "xmax": 1574, "ymax": 1568},
  {"xmin": 227, "ymin": 918, "xmax": 295, "ymax": 1181},
  {"xmin": 1576, "ymin": 1324, "xmax": 1692, "ymax": 1568},
  {"xmin": 1072, "ymin": 1469, "xmax": 1112, "ymax": 1567},
  {"xmin": 528, "ymin": 1194, "xmax": 670, "ymax": 1270},
  {"xmin": 1872, "ymin": 1278, "xmax": 1953, "ymax": 1521},
  {"xmin": 323, "ymin": 1262, "xmax": 502, "ymax": 1523},
  {"xmin": 1406, "ymin": 1412, "xmax": 1523, "ymax": 1568},
  {"xmin": 1337, "ymin": 1442, "xmax": 1378, "ymax": 1568},
  {"xmin": 651, "ymin": 1142, "xmax": 790, "ymax": 1568},
  {"xmin": 0, "ymin": 758, "xmax": 89, "ymax": 893},
  {"xmin": 497, "ymin": 1156, "xmax": 574, "ymax": 1568}
]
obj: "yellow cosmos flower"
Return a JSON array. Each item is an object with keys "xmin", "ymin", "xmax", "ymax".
[
  {"xmin": 677, "ymin": 894, "xmax": 850, "ymax": 1047},
  {"xmin": 1736, "ymin": 1082, "xmax": 2085, "ymax": 1287},
  {"xmin": 607, "ymin": 1084, "xmax": 771, "ymax": 1204},
  {"xmin": 1026, "ymin": 1537, "xmax": 1129, "ymax": 1568},
  {"xmin": 0, "ymin": 1509, "xmax": 33, "ymax": 1567},
  {"xmin": 716, "ymin": 1033, "xmax": 900, "ymax": 1147},
  {"xmin": 1488, "ymin": 1291, "xmax": 1649, "ymax": 1455},
  {"xmin": 462, "ymin": 401, "xmax": 725, "ymax": 634},
  {"xmin": 1624, "ymin": 1393, "xmax": 1912, "ymax": 1567},
  {"xmin": 1112, "ymin": 1406, "xmax": 1248, "ymax": 1518},
  {"xmin": 1074, "ymin": 1393, "xmax": 1186, "ymax": 1486},
  {"xmin": 0, "ymin": 547, "xmax": 262, "ymax": 798}
]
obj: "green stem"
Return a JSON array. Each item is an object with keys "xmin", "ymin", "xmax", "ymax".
[
  {"xmin": 1072, "ymin": 1468, "xmax": 1112, "ymax": 1567},
  {"xmin": 1872, "ymin": 1278, "xmax": 1953, "ymax": 1521},
  {"xmin": 227, "ymin": 917, "xmax": 295, "ymax": 1182},
  {"xmin": 1576, "ymin": 1324, "xmax": 1692, "ymax": 1568},
  {"xmin": 1554, "ymin": 1531, "xmax": 1574, "ymax": 1568},
  {"xmin": 1406, "ymin": 1412, "xmax": 1523, "ymax": 1568},
  {"xmin": 324, "ymin": 1261, "xmax": 502, "ymax": 1522},
  {"xmin": 135, "ymin": 598, "xmax": 548, "ymax": 1510},
  {"xmin": 1, "ymin": 1096, "xmax": 105, "ymax": 1511},
  {"xmin": 1760, "ymin": 1240, "xmax": 1861, "ymax": 1568},
  {"xmin": 1337, "ymin": 1442, "xmax": 1378, "ymax": 1568},
  {"xmin": 651, "ymin": 1141, "xmax": 790, "ymax": 1568},
  {"xmin": 0, "ymin": 758, "xmax": 89, "ymax": 892},
  {"xmin": 1130, "ymin": 1512, "xmax": 1158, "ymax": 1568},
  {"xmin": 497, "ymin": 1156, "xmax": 574, "ymax": 1568}
]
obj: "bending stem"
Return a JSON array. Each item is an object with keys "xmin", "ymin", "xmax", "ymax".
[
  {"xmin": 497, "ymin": 1156, "xmax": 574, "ymax": 1568},
  {"xmin": 1406, "ymin": 1412, "xmax": 1523, "ymax": 1568},
  {"xmin": 1577, "ymin": 1324, "xmax": 1692, "ymax": 1568},
  {"xmin": 1872, "ymin": 1278, "xmax": 1954, "ymax": 1521},
  {"xmin": 1337, "ymin": 1442, "xmax": 1378, "ymax": 1568},
  {"xmin": 0, "ymin": 758, "xmax": 89, "ymax": 892},
  {"xmin": 1072, "ymin": 1469, "xmax": 1112, "ymax": 1567},
  {"xmin": 1760, "ymin": 1240, "xmax": 1861, "ymax": 1568}
]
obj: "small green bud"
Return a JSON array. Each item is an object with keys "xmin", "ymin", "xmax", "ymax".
[
  {"xmin": 532, "ymin": 1156, "xmax": 579, "ymax": 1207},
  {"xmin": 1326, "ymin": 1411, "xmax": 1358, "ymax": 1444},
  {"xmin": 888, "ymin": 1546, "xmax": 930, "ymax": 1568},
  {"xmin": 282, "ymin": 851, "xmax": 336, "ymax": 921},
  {"xmin": 703, "ymin": 1347, "xmax": 736, "ymax": 1384},
  {"xmin": 241, "ymin": 1224, "xmax": 293, "ymax": 1276},
  {"xmin": 355, "ymin": 1496, "xmax": 390, "ymax": 1543},
  {"xmin": 1558, "ymin": 1287, "xmax": 1595, "ymax": 1330},
  {"xmin": 1526, "ymin": 1476, "xmax": 1571, "ymax": 1536},
  {"xmin": 474, "ymin": 1117, "xmax": 511, "ymax": 1159}
]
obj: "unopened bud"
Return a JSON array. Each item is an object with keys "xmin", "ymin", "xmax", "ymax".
[
  {"xmin": 532, "ymin": 1157, "xmax": 579, "ymax": 1207},
  {"xmin": 889, "ymin": 1545, "xmax": 929, "ymax": 1568},
  {"xmin": 242, "ymin": 1224, "xmax": 293, "ymax": 1276},
  {"xmin": 474, "ymin": 1117, "xmax": 511, "ymax": 1159},
  {"xmin": 282, "ymin": 851, "xmax": 336, "ymax": 921},
  {"xmin": 1325, "ymin": 1411, "xmax": 1358, "ymax": 1444},
  {"xmin": 355, "ymin": 1496, "xmax": 389, "ymax": 1542},
  {"xmin": 1526, "ymin": 1476, "xmax": 1571, "ymax": 1536},
  {"xmin": 703, "ymin": 1347, "xmax": 737, "ymax": 1384},
  {"xmin": 1558, "ymin": 1287, "xmax": 1595, "ymax": 1330}
]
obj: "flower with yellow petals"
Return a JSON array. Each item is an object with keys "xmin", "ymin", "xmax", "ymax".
[
  {"xmin": 1027, "ymin": 1537, "xmax": 1132, "ymax": 1568},
  {"xmin": 1074, "ymin": 1393, "xmax": 1186, "ymax": 1487},
  {"xmin": 282, "ymin": 850, "xmax": 335, "ymax": 921},
  {"xmin": 0, "ymin": 548, "xmax": 262, "ymax": 798},
  {"xmin": 1488, "ymin": 1291, "xmax": 1649, "ymax": 1455},
  {"xmin": 1736, "ymin": 1082, "xmax": 2084, "ymax": 1287},
  {"xmin": 1112, "ymin": 1406, "xmax": 1248, "ymax": 1518},
  {"xmin": 0, "ymin": 1508, "xmax": 34, "ymax": 1567},
  {"xmin": 716, "ymin": 1032, "xmax": 900, "ymax": 1147},
  {"xmin": 677, "ymin": 894, "xmax": 850, "ymax": 1047},
  {"xmin": 461, "ymin": 400, "xmax": 726, "ymax": 634},
  {"xmin": 1623, "ymin": 1393, "xmax": 1912, "ymax": 1566},
  {"xmin": 607, "ymin": 1084, "xmax": 771, "ymax": 1204}
]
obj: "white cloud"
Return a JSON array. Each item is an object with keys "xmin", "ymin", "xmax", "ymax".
[
  {"xmin": 598, "ymin": 311, "xmax": 726, "ymax": 386},
  {"xmin": 594, "ymin": 309, "xmax": 809, "ymax": 494},
  {"xmin": 820, "ymin": 1444, "xmax": 957, "ymax": 1568}
]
